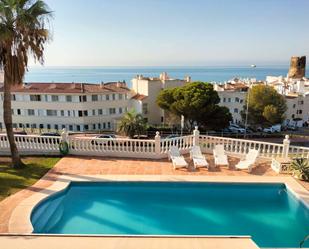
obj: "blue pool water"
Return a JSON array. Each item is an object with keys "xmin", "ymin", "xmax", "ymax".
[{"xmin": 31, "ymin": 182, "xmax": 309, "ymax": 248}]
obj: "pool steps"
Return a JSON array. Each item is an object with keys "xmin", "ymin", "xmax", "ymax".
[{"xmin": 31, "ymin": 195, "xmax": 65, "ymax": 232}]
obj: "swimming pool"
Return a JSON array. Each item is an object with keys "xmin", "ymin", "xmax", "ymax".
[{"xmin": 31, "ymin": 182, "xmax": 309, "ymax": 248}]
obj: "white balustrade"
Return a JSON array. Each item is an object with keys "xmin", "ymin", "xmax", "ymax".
[
  {"xmin": 199, "ymin": 135, "xmax": 285, "ymax": 159},
  {"xmin": 0, "ymin": 130, "xmax": 308, "ymax": 160},
  {"xmin": 0, "ymin": 134, "xmax": 61, "ymax": 155}
]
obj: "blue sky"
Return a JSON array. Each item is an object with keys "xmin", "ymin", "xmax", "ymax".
[{"xmin": 38, "ymin": 0, "xmax": 309, "ymax": 67}]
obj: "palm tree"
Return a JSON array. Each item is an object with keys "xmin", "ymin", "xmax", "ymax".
[
  {"xmin": 0, "ymin": 0, "xmax": 52, "ymax": 168},
  {"xmin": 118, "ymin": 110, "xmax": 146, "ymax": 138}
]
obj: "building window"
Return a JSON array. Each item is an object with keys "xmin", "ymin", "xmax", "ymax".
[
  {"xmin": 234, "ymin": 108, "xmax": 239, "ymax": 113},
  {"xmin": 293, "ymin": 104, "xmax": 296, "ymax": 108},
  {"xmin": 76, "ymin": 125, "xmax": 80, "ymax": 131},
  {"xmin": 107, "ymin": 122, "xmax": 111, "ymax": 129},
  {"xmin": 297, "ymin": 110, "xmax": 303, "ymax": 114},
  {"xmin": 30, "ymin": 95, "xmax": 41, "ymax": 101},
  {"xmin": 62, "ymin": 125, "xmax": 66, "ymax": 129},
  {"xmin": 142, "ymin": 103, "xmax": 148, "ymax": 114},
  {"xmin": 47, "ymin": 124, "xmax": 51, "ymax": 129},
  {"xmin": 119, "ymin": 108, "xmax": 123, "ymax": 114},
  {"xmin": 109, "ymin": 108, "xmax": 116, "ymax": 115},
  {"xmin": 228, "ymin": 98, "xmax": 231, "ymax": 102},
  {"xmin": 103, "ymin": 123, "xmax": 106, "ymax": 129},
  {"xmin": 118, "ymin": 94, "xmax": 123, "ymax": 100},
  {"xmin": 51, "ymin": 95, "xmax": 59, "ymax": 102},
  {"xmin": 112, "ymin": 94, "xmax": 116, "ymax": 100},
  {"xmin": 46, "ymin": 110, "xmax": 57, "ymax": 116},
  {"xmin": 39, "ymin": 124, "xmax": 44, "ymax": 129},
  {"xmin": 83, "ymin": 110, "xmax": 88, "ymax": 116},
  {"xmin": 92, "ymin": 95, "xmax": 98, "ymax": 101},
  {"xmin": 11, "ymin": 94, "xmax": 16, "ymax": 101},
  {"xmin": 106, "ymin": 94, "xmax": 110, "ymax": 101},
  {"xmin": 235, "ymin": 97, "xmax": 240, "ymax": 103},
  {"xmin": 17, "ymin": 109, "xmax": 21, "ymax": 115},
  {"xmin": 223, "ymin": 98, "xmax": 226, "ymax": 103},
  {"xmin": 28, "ymin": 109, "xmax": 35, "ymax": 116},
  {"xmin": 92, "ymin": 110, "xmax": 96, "ymax": 116},
  {"xmin": 98, "ymin": 109, "xmax": 103, "ymax": 115},
  {"xmin": 69, "ymin": 125, "xmax": 73, "ymax": 131},
  {"xmin": 92, "ymin": 124, "xmax": 96, "ymax": 130},
  {"xmin": 78, "ymin": 110, "xmax": 83, "ymax": 117},
  {"xmin": 54, "ymin": 124, "xmax": 59, "ymax": 130},
  {"xmin": 161, "ymin": 116, "xmax": 164, "ymax": 123},
  {"xmin": 68, "ymin": 110, "xmax": 71, "ymax": 117},
  {"xmin": 61, "ymin": 110, "xmax": 65, "ymax": 116},
  {"xmin": 240, "ymin": 99, "xmax": 244, "ymax": 103},
  {"xmin": 79, "ymin": 95, "xmax": 87, "ymax": 102},
  {"xmin": 98, "ymin": 123, "xmax": 101, "ymax": 129},
  {"xmin": 66, "ymin": 95, "xmax": 72, "ymax": 102},
  {"xmin": 84, "ymin": 125, "xmax": 89, "ymax": 130},
  {"xmin": 19, "ymin": 123, "xmax": 23, "ymax": 128}
]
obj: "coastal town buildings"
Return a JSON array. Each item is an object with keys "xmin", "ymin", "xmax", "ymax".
[
  {"xmin": 214, "ymin": 81, "xmax": 249, "ymax": 124},
  {"xmin": 0, "ymin": 57, "xmax": 308, "ymax": 133},
  {"xmin": 131, "ymin": 72, "xmax": 190, "ymax": 125},
  {"xmin": 0, "ymin": 82, "xmax": 130, "ymax": 132}
]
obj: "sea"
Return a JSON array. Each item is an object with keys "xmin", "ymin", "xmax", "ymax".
[{"xmin": 24, "ymin": 66, "xmax": 309, "ymax": 87}]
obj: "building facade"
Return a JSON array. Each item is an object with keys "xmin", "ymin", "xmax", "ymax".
[
  {"xmin": 131, "ymin": 72, "xmax": 190, "ymax": 125},
  {"xmin": 214, "ymin": 81, "xmax": 249, "ymax": 124},
  {"xmin": 0, "ymin": 82, "xmax": 130, "ymax": 132}
]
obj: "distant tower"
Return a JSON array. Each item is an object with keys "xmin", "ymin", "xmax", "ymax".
[{"xmin": 288, "ymin": 56, "xmax": 306, "ymax": 78}]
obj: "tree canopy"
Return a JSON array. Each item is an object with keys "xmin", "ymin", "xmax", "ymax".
[
  {"xmin": 0, "ymin": 0, "xmax": 52, "ymax": 168},
  {"xmin": 156, "ymin": 82, "xmax": 232, "ymax": 130},
  {"xmin": 118, "ymin": 109, "xmax": 147, "ymax": 138},
  {"xmin": 241, "ymin": 85, "xmax": 287, "ymax": 126}
]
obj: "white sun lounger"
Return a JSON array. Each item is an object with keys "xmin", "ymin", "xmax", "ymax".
[
  {"xmin": 235, "ymin": 149, "xmax": 259, "ymax": 172},
  {"xmin": 168, "ymin": 146, "xmax": 188, "ymax": 169},
  {"xmin": 213, "ymin": 144, "xmax": 229, "ymax": 166},
  {"xmin": 190, "ymin": 145, "xmax": 208, "ymax": 168}
]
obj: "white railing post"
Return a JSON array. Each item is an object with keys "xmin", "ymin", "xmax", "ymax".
[
  {"xmin": 155, "ymin": 131, "xmax": 161, "ymax": 155},
  {"xmin": 61, "ymin": 128, "xmax": 69, "ymax": 143},
  {"xmin": 282, "ymin": 135, "xmax": 290, "ymax": 159},
  {"xmin": 193, "ymin": 126, "xmax": 200, "ymax": 146}
]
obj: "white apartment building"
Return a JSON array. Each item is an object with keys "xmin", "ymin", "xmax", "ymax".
[
  {"xmin": 266, "ymin": 76, "xmax": 309, "ymax": 125},
  {"xmin": 214, "ymin": 82, "xmax": 248, "ymax": 124},
  {"xmin": 0, "ymin": 82, "xmax": 130, "ymax": 132},
  {"xmin": 131, "ymin": 72, "xmax": 191, "ymax": 125}
]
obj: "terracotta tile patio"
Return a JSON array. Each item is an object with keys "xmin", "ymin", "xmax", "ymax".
[{"xmin": 0, "ymin": 154, "xmax": 287, "ymax": 233}]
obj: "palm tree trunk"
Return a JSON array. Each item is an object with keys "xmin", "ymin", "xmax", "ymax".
[{"xmin": 3, "ymin": 74, "xmax": 24, "ymax": 168}]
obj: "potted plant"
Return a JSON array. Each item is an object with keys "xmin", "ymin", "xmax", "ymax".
[{"xmin": 290, "ymin": 158, "xmax": 309, "ymax": 181}]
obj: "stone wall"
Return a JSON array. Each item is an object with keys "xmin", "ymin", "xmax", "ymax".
[{"xmin": 288, "ymin": 56, "xmax": 306, "ymax": 78}]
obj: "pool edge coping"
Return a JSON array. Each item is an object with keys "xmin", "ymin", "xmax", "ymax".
[{"xmin": 8, "ymin": 175, "xmax": 309, "ymax": 236}]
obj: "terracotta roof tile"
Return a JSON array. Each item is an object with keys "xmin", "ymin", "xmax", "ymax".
[
  {"xmin": 0, "ymin": 82, "xmax": 130, "ymax": 94},
  {"xmin": 131, "ymin": 93, "xmax": 147, "ymax": 100}
]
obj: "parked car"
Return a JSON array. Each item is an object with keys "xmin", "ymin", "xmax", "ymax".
[
  {"xmin": 228, "ymin": 124, "xmax": 245, "ymax": 133},
  {"xmin": 40, "ymin": 132, "xmax": 61, "ymax": 144},
  {"xmin": 263, "ymin": 124, "xmax": 281, "ymax": 134},
  {"xmin": 165, "ymin": 134, "xmax": 180, "ymax": 139},
  {"xmin": 91, "ymin": 134, "xmax": 116, "ymax": 146},
  {"xmin": 41, "ymin": 132, "xmax": 61, "ymax": 137},
  {"xmin": 286, "ymin": 124, "xmax": 298, "ymax": 131}
]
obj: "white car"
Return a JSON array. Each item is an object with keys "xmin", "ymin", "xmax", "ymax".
[
  {"xmin": 263, "ymin": 124, "xmax": 281, "ymax": 134},
  {"xmin": 229, "ymin": 125, "xmax": 246, "ymax": 133}
]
